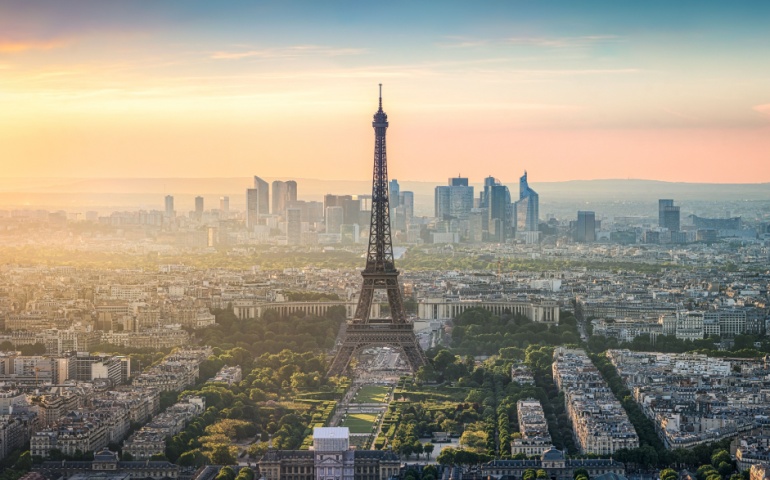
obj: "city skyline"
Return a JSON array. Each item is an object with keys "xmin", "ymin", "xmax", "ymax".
[{"xmin": 1, "ymin": 1, "xmax": 769, "ymax": 183}]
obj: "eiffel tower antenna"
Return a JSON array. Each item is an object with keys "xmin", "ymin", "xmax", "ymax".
[{"xmin": 327, "ymin": 85, "xmax": 428, "ymax": 377}]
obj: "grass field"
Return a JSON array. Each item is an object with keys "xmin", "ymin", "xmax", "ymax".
[
  {"xmin": 355, "ymin": 385, "xmax": 390, "ymax": 404},
  {"xmin": 341, "ymin": 413, "xmax": 378, "ymax": 433}
]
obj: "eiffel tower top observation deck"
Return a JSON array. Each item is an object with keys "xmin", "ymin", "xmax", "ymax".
[{"xmin": 326, "ymin": 86, "xmax": 427, "ymax": 376}]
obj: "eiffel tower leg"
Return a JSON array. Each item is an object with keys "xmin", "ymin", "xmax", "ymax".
[
  {"xmin": 328, "ymin": 344, "xmax": 356, "ymax": 377},
  {"xmin": 353, "ymin": 278, "xmax": 375, "ymax": 322},
  {"xmin": 401, "ymin": 341, "xmax": 428, "ymax": 372},
  {"xmin": 385, "ymin": 278, "xmax": 406, "ymax": 324}
]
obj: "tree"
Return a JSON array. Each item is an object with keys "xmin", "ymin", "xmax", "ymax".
[
  {"xmin": 216, "ymin": 466, "xmax": 237, "ymax": 480},
  {"xmin": 122, "ymin": 452, "xmax": 134, "ymax": 461},
  {"xmin": 423, "ymin": 443, "xmax": 435, "ymax": 458},
  {"xmin": 718, "ymin": 461, "xmax": 733, "ymax": 477},
  {"xmin": 413, "ymin": 441, "xmax": 424, "ymax": 459},
  {"xmin": 211, "ymin": 445, "xmax": 237, "ymax": 465},
  {"xmin": 660, "ymin": 468, "xmax": 678, "ymax": 480},
  {"xmin": 574, "ymin": 468, "xmax": 590, "ymax": 480},
  {"xmin": 433, "ymin": 350, "xmax": 456, "ymax": 375},
  {"xmin": 537, "ymin": 469, "xmax": 549, "ymax": 479},
  {"xmin": 236, "ymin": 467, "xmax": 255, "ymax": 480},
  {"xmin": 437, "ymin": 447, "xmax": 456, "ymax": 466},
  {"xmin": 523, "ymin": 469, "xmax": 537, "ymax": 480},
  {"xmin": 177, "ymin": 451, "xmax": 197, "ymax": 467},
  {"xmin": 440, "ymin": 419, "xmax": 460, "ymax": 435},
  {"xmin": 712, "ymin": 450, "xmax": 731, "ymax": 467},
  {"xmin": 697, "ymin": 465, "xmax": 718, "ymax": 480},
  {"xmin": 248, "ymin": 442, "xmax": 268, "ymax": 459},
  {"xmin": 13, "ymin": 451, "xmax": 32, "ymax": 471},
  {"xmin": 459, "ymin": 430, "xmax": 487, "ymax": 453},
  {"xmin": 423, "ymin": 465, "xmax": 439, "ymax": 480},
  {"xmin": 416, "ymin": 364, "xmax": 438, "ymax": 384}
]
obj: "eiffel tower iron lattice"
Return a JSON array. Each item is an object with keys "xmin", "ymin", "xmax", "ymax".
[{"xmin": 327, "ymin": 86, "xmax": 428, "ymax": 377}]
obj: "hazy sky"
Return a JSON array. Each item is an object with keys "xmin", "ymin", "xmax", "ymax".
[{"xmin": 1, "ymin": 1, "xmax": 769, "ymax": 183}]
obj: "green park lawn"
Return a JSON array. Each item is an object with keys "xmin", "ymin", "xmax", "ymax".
[
  {"xmin": 341, "ymin": 413, "xmax": 379, "ymax": 434},
  {"xmin": 355, "ymin": 385, "xmax": 390, "ymax": 404}
]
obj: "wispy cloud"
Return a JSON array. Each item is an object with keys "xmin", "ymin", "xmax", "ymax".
[
  {"xmin": 504, "ymin": 35, "xmax": 620, "ymax": 48},
  {"xmin": 437, "ymin": 35, "xmax": 619, "ymax": 49},
  {"xmin": 0, "ymin": 38, "xmax": 70, "ymax": 53},
  {"xmin": 211, "ymin": 45, "xmax": 366, "ymax": 60},
  {"xmin": 414, "ymin": 102, "xmax": 582, "ymax": 112},
  {"xmin": 508, "ymin": 68, "xmax": 639, "ymax": 77},
  {"xmin": 753, "ymin": 104, "xmax": 770, "ymax": 117},
  {"xmin": 435, "ymin": 36, "xmax": 489, "ymax": 48}
]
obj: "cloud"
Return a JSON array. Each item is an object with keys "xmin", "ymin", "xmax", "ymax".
[
  {"xmin": 211, "ymin": 45, "xmax": 367, "ymax": 60},
  {"xmin": 414, "ymin": 102, "xmax": 582, "ymax": 112},
  {"xmin": 504, "ymin": 35, "xmax": 620, "ymax": 48},
  {"xmin": 507, "ymin": 68, "xmax": 639, "ymax": 77},
  {"xmin": 435, "ymin": 37, "xmax": 489, "ymax": 48},
  {"xmin": 0, "ymin": 38, "xmax": 70, "ymax": 53},
  {"xmin": 437, "ymin": 35, "xmax": 620, "ymax": 49},
  {"xmin": 753, "ymin": 104, "xmax": 770, "ymax": 117}
]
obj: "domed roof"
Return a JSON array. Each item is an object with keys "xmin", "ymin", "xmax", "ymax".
[
  {"xmin": 93, "ymin": 449, "xmax": 118, "ymax": 462},
  {"xmin": 542, "ymin": 447, "xmax": 564, "ymax": 461}
]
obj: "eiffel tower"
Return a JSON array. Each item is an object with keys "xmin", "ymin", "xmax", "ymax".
[{"xmin": 327, "ymin": 86, "xmax": 428, "ymax": 377}]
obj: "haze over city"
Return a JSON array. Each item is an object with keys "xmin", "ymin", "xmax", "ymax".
[
  {"xmin": 2, "ymin": 4, "xmax": 770, "ymax": 480},
  {"xmin": 1, "ymin": 1, "xmax": 769, "ymax": 183}
]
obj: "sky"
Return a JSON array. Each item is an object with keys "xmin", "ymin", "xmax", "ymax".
[{"xmin": 1, "ymin": 1, "xmax": 769, "ymax": 184}]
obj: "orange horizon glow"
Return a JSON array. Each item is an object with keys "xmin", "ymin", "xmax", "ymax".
[{"xmin": 1, "ymin": 2, "xmax": 769, "ymax": 184}]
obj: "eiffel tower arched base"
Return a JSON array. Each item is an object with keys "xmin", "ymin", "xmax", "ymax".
[{"xmin": 327, "ymin": 322, "xmax": 428, "ymax": 377}]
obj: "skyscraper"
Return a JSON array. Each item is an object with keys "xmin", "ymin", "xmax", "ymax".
[
  {"xmin": 324, "ymin": 194, "xmax": 353, "ymax": 212},
  {"xmin": 479, "ymin": 176, "xmax": 498, "ymax": 208},
  {"xmin": 399, "ymin": 191, "xmax": 414, "ymax": 219},
  {"xmin": 246, "ymin": 176, "xmax": 269, "ymax": 230},
  {"xmin": 575, "ymin": 211, "xmax": 596, "ymax": 243},
  {"xmin": 435, "ymin": 176, "xmax": 474, "ymax": 220},
  {"xmin": 286, "ymin": 180, "xmax": 297, "ymax": 204},
  {"xmin": 253, "ymin": 176, "xmax": 269, "ymax": 216},
  {"xmin": 389, "ymin": 179, "xmax": 400, "ymax": 208},
  {"xmin": 246, "ymin": 188, "xmax": 259, "ymax": 229},
  {"xmin": 219, "ymin": 196, "xmax": 229, "ymax": 213},
  {"xmin": 488, "ymin": 183, "xmax": 510, "ymax": 242},
  {"xmin": 271, "ymin": 180, "xmax": 297, "ymax": 216},
  {"xmin": 194, "ymin": 196, "xmax": 204, "ymax": 218},
  {"xmin": 272, "ymin": 181, "xmax": 287, "ymax": 216},
  {"xmin": 659, "ymin": 199, "xmax": 680, "ymax": 232},
  {"xmin": 287, "ymin": 208, "xmax": 302, "ymax": 245},
  {"xmin": 326, "ymin": 206, "xmax": 344, "ymax": 235},
  {"xmin": 516, "ymin": 171, "xmax": 539, "ymax": 232},
  {"xmin": 434, "ymin": 186, "xmax": 450, "ymax": 219},
  {"xmin": 164, "ymin": 195, "xmax": 174, "ymax": 218}
]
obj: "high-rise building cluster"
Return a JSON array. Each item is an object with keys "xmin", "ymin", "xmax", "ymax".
[
  {"xmin": 153, "ymin": 175, "xmax": 761, "ymax": 249},
  {"xmin": 431, "ymin": 172, "xmax": 539, "ymax": 244}
]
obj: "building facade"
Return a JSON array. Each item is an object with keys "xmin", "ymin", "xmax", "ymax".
[{"xmin": 259, "ymin": 427, "xmax": 400, "ymax": 480}]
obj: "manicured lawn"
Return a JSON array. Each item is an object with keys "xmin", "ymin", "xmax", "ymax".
[
  {"xmin": 355, "ymin": 385, "xmax": 390, "ymax": 404},
  {"xmin": 341, "ymin": 413, "xmax": 378, "ymax": 433}
]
